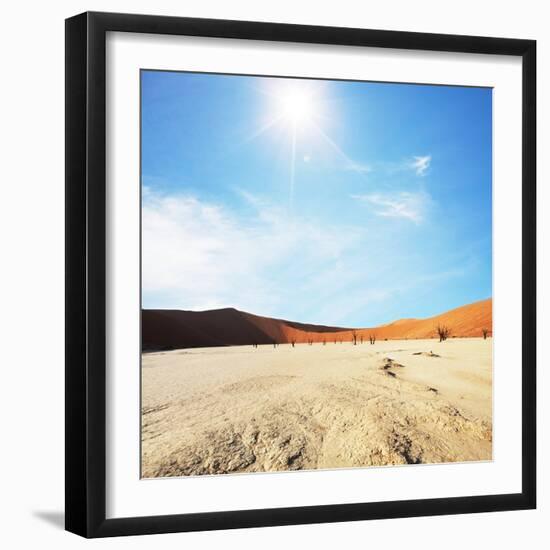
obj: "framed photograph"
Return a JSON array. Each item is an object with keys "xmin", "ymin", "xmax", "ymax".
[{"xmin": 65, "ymin": 11, "xmax": 536, "ymax": 538}]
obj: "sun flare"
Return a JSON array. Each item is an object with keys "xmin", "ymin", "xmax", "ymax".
[{"xmin": 279, "ymin": 89, "xmax": 314, "ymax": 126}]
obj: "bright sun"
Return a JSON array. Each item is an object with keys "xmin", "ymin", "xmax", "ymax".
[
  {"xmin": 279, "ymin": 89, "xmax": 314, "ymax": 126},
  {"xmin": 254, "ymin": 81, "xmax": 325, "ymax": 210}
]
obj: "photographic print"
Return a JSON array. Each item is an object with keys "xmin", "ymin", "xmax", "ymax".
[{"xmin": 140, "ymin": 70, "xmax": 493, "ymax": 478}]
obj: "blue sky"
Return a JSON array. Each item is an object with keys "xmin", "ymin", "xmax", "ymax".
[{"xmin": 141, "ymin": 70, "xmax": 492, "ymax": 327}]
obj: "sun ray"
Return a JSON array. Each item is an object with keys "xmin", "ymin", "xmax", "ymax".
[
  {"xmin": 242, "ymin": 114, "xmax": 283, "ymax": 145},
  {"xmin": 289, "ymin": 123, "xmax": 297, "ymax": 212},
  {"xmin": 312, "ymin": 122, "xmax": 362, "ymax": 173}
]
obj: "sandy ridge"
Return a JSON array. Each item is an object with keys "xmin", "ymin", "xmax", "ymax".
[{"xmin": 142, "ymin": 298, "xmax": 492, "ymax": 350}]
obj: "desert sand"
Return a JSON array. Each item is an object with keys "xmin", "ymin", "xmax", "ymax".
[{"xmin": 141, "ymin": 337, "xmax": 492, "ymax": 478}]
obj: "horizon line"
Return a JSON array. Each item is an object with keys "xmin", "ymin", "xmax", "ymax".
[{"xmin": 141, "ymin": 296, "xmax": 492, "ymax": 330}]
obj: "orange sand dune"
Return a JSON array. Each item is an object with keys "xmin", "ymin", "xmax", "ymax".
[{"xmin": 142, "ymin": 298, "xmax": 492, "ymax": 350}]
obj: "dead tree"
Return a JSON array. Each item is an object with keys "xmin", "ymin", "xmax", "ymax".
[
  {"xmin": 323, "ymin": 338, "xmax": 326, "ymax": 346},
  {"xmin": 360, "ymin": 335, "xmax": 364, "ymax": 344},
  {"xmin": 436, "ymin": 324, "xmax": 451, "ymax": 342},
  {"xmin": 352, "ymin": 331, "xmax": 358, "ymax": 345},
  {"xmin": 291, "ymin": 339, "xmax": 296, "ymax": 348},
  {"xmin": 369, "ymin": 333, "xmax": 376, "ymax": 345},
  {"xmin": 482, "ymin": 328, "xmax": 490, "ymax": 340}
]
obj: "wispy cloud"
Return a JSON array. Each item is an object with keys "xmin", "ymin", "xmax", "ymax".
[
  {"xmin": 411, "ymin": 155, "xmax": 431, "ymax": 176},
  {"xmin": 352, "ymin": 191, "xmax": 431, "ymax": 224},
  {"xmin": 142, "ymin": 187, "xmax": 468, "ymax": 325},
  {"xmin": 368, "ymin": 155, "xmax": 432, "ymax": 177},
  {"xmin": 345, "ymin": 161, "xmax": 372, "ymax": 174},
  {"xmin": 142, "ymin": 187, "xmax": 362, "ymax": 317}
]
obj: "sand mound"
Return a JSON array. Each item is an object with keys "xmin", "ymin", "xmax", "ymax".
[{"xmin": 142, "ymin": 299, "xmax": 492, "ymax": 350}]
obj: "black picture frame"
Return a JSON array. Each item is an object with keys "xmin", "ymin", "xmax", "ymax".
[{"xmin": 65, "ymin": 11, "xmax": 536, "ymax": 538}]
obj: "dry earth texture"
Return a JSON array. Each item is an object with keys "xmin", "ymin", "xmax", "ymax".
[{"xmin": 141, "ymin": 338, "xmax": 492, "ymax": 477}]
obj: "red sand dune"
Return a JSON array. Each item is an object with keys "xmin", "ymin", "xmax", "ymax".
[{"xmin": 142, "ymin": 298, "xmax": 492, "ymax": 351}]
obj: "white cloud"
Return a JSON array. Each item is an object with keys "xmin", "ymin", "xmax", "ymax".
[
  {"xmin": 142, "ymin": 188, "xmax": 362, "ymax": 315},
  {"xmin": 411, "ymin": 155, "xmax": 431, "ymax": 176},
  {"xmin": 346, "ymin": 161, "xmax": 372, "ymax": 174},
  {"xmin": 142, "ymin": 188, "xmax": 463, "ymax": 325},
  {"xmin": 352, "ymin": 191, "xmax": 431, "ymax": 224}
]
